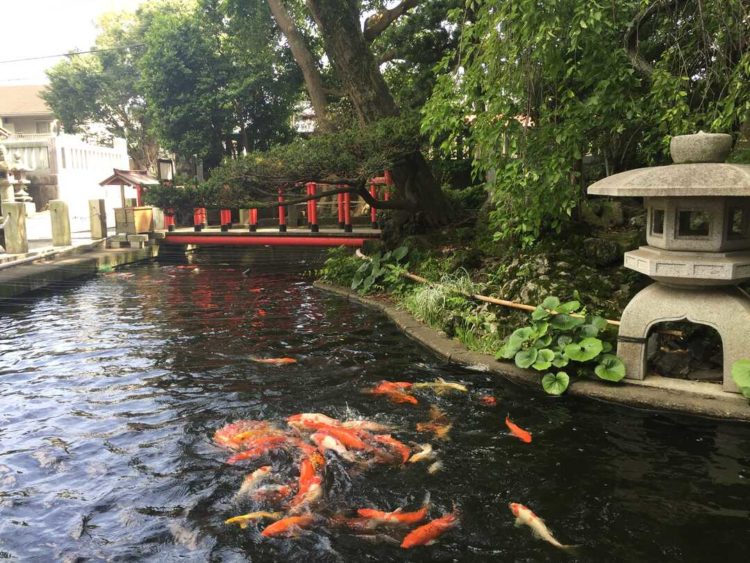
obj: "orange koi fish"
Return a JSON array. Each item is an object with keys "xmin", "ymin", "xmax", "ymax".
[
  {"xmin": 214, "ymin": 420, "xmax": 279, "ymax": 450},
  {"xmin": 479, "ymin": 395, "xmax": 497, "ymax": 407},
  {"xmin": 226, "ymin": 436, "xmax": 288, "ymax": 464},
  {"xmin": 342, "ymin": 419, "xmax": 394, "ymax": 432},
  {"xmin": 366, "ymin": 382, "xmax": 418, "ymax": 405},
  {"xmin": 289, "ymin": 458, "xmax": 323, "ymax": 512},
  {"xmin": 505, "ymin": 416, "xmax": 532, "ymax": 444},
  {"xmin": 251, "ymin": 484, "xmax": 294, "ymax": 504},
  {"xmin": 261, "ymin": 515, "xmax": 316, "ymax": 537},
  {"xmin": 249, "ymin": 356, "xmax": 296, "ymax": 365},
  {"xmin": 400, "ymin": 510, "xmax": 460, "ymax": 549},
  {"xmin": 357, "ymin": 505, "xmax": 428, "ymax": 526},
  {"xmin": 372, "ymin": 434, "xmax": 411, "ymax": 464},
  {"xmin": 318, "ymin": 426, "xmax": 370, "ymax": 450},
  {"xmin": 509, "ymin": 503, "xmax": 577, "ymax": 551}
]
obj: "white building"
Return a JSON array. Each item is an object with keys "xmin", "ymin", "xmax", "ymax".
[{"xmin": 0, "ymin": 85, "xmax": 133, "ymax": 231}]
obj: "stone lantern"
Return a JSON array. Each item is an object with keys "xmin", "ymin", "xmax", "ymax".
[
  {"xmin": 7, "ymin": 151, "xmax": 35, "ymax": 215},
  {"xmin": 588, "ymin": 132, "xmax": 750, "ymax": 393}
]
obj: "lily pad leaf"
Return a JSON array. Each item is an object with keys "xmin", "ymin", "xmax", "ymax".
[
  {"xmin": 551, "ymin": 314, "xmax": 585, "ymax": 331},
  {"xmin": 532, "ymin": 349, "xmax": 555, "ymax": 371},
  {"xmin": 533, "ymin": 334, "xmax": 553, "ymax": 349},
  {"xmin": 564, "ymin": 337, "xmax": 604, "ymax": 362},
  {"xmin": 579, "ymin": 323, "xmax": 600, "ymax": 338},
  {"xmin": 392, "ymin": 246, "xmax": 409, "ymax": 261},
  {"xmin": 496, "ymin": 341, "xmax": 520, "ymax": 360},
  {"xmin": 594, "ymin": 354, "xmax": 626, "ymax": 382},
  {"xmin": 542, "ymin": 372, "xmax": 570, "ymax": 395},
  {"xmin": 590, "ymin": 315, "xmax": 609, "ymax": 331},
  {"xmin": 509, "ymin": 327, "xmax": 536, "ymax": 348},
  {"xmin": 556, "ymin": 300, "xmax": 581, "ymax": 314},
  {"xmin": 541, "ymin": 296, "xmax": 560, "ymax": 310},
  {"xmin": 601, "ymin": 341, "xmax": 613, "ymax": 354},
  {"xmin": 515, "ymin": 348, "xmax": 539, "ymax": 369}
]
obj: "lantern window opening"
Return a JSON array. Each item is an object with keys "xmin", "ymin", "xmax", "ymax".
[
  {"xmin": 650, "ymin": 208, "xmax": 665, "ymax": 236},
  {"xmin": 726, "ymin": 205, "xmax": 749, "ymax": 240},
  {"xmin": 676, "ymin": 209, "xmax": 711, "ymax": 238}
]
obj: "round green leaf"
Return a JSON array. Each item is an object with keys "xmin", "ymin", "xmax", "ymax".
[
  {"xmin": 532, "ymin": 305, "xmax": 551, "ymax": 321},
  {"xmin": 541, "ymin": 296, "xmax": 560, "ymax": 310},
  {"xmin": 552, "ymin": 351, "xmax": 569, "ymax": 368},
  {"xmin": 509, "ymin": 327, "xmax": 536, "ymax": 348},
  {"xmin": 542, "ymin": 372, "xmax": 570, "ymax": 395},
  {"xmin": 564, "ymin": 337, "xmax": 604, "ymax": 362},
  {"xmin": 594, "ymin": 354, "xmax": 626, "ymax": 382},
  {"xmin": 496, "ymin": 341, "xmax": 520, "ymax": 360},
  {"xmin": 533, "ymin": 334, "xmax": 553, "ymax": 349},
  {"xmin": 532, "ymin": 349, "xmax": 555, "ymax": 371},
  {"xmin": 551, "ymin": 314, "xmax": 586, "ymax": 331},
  {"xmin": 731, "ymin": 359, "xmax": 750, "ymax": 391},
  {"xmin": 556, "ymin": 300, "xmax": 581, "ymax": 314},
  {"xmin": 515, "ymin": 348, "xmax": 539, "ymax": 369}
]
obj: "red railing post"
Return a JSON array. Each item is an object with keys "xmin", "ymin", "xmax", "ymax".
[
  {"xmin": 369, "ymin": 182, "xmax": 378, "ymax": 229},
  {"xmin": 249, "ymin": 208, "xmax": 258, "ymax": 232},
  {"xmin": 306, "ymin": 182, "xmax": 319, "ymax": 232},
  {"xmin": 278, "ymin": 188, "xmax": 287, "ymax": 232},
  {"xmin": 337, "ymin": 191, "xmax": 345, "ymax": 229},
  {"xmin": 384, "ymin": 169, "xmax": 393, "ymax": 201},
  {"xmin": 193, "ymin": 207, "xmax": 206, "ymax": 231},
  {"xmin": 165, "ymin": 208, "xmax": 176, "ymax": 232},
  {"xmin": 220, "ymin": 208, "xmax": 232, "ymax": 232},
  {"xmin": 343, "ymin": 191, "xmax": 352, "ymax": 232}
]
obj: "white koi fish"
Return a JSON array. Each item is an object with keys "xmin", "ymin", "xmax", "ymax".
[{"xmin": 509, "ymin": 502, "xmax": 578, "ymax": 552}]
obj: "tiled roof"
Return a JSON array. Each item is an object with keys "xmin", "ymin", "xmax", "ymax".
[
  {"xmin": 0, "ymin": 85, "xmax": 52, "ymax": 117},
  {"xmin": 100, "ymin": 169, "xmax": 160, "ymax": 187}
]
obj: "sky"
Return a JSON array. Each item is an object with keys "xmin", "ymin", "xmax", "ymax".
[{"xmin": 0, "ymin": 0, "xmax": 147, "ymax": 85}]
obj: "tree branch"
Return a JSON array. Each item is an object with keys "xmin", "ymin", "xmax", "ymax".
[
  {"xmin": 624, "ymin": 0, "xmax": 688, "ymax": 77},
  {"xmin": 363, "ymin": 0, "xmax": 420, "ymax": 43}
]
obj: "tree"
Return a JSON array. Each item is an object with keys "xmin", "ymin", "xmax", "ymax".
[
  {"xmin": 423, "ymin": 0, "xmax": 750, "ymax": 245},
  {"xmin": 43, "ymin": 10, "xmax": 159, "ymax": 170},
  {"xmin": 269, "ymin": 0, "xmax": 452, "ymax": 227}
]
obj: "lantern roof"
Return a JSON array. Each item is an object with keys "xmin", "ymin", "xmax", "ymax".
[{"xmin": 587, "ymin": 162, "xmax": 750, "ymax": 197}]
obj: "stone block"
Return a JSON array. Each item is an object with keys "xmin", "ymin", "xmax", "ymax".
[
  {"xmin": 50, "ymin": 200, "xmax": 71, "ymax": 247},
  {"xmin": 89, "ymin": 199, "xmax": 107, "ymax": 239},
  {"xmin": 2, "ymin": 202, "xmax": 28, "ymax": 254}
]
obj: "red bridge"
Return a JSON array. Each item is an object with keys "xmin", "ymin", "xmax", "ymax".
[{"xmin": 161, "ymin": 178, "xmax": 390, "ymax": 248}]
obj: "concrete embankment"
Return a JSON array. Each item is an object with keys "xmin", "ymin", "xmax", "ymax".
[
  {"xmin": 314, "ymin": 282, "xmax": 750, "ymax": 422},
  {"xmin": 0, "ymin": 245, "xmax": 159, "ymax": 299}
]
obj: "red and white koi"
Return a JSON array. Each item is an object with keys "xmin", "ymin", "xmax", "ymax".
[
  {"xmin": 235, "ymin": 465, "xmax": 272, "ymax": 499},
  {"xmin": 372, "ymin": 434, "xmax": 411, "ymax": 464},
  {"xmin": 310, "ymin": 432, "xmax": 356, "ymax": 462}
]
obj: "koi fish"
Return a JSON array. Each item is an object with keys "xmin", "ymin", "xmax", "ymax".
[
  {"xmin": 261, "ymin": 515, "xmax": 316, "ymax": 537},
  {"xmin": 365, "ymin": 381, "xmax": 418, "ymax": 405},
  {"xmin": 287, "ymin": 413, "xmax": 342, "ymax": 431},
  {"xmin": 478, "ymin": 395, "xmax": 497, "ymax": 407},
  {"xmin": 214, "ymin": 420, "xmax": 279, "ymax": 450},
  {"xmin": 310, "ymin": 432, "xmax": 356, "ymax": 462},
  {"xmin": 505, "ymin": 416, "xmax": 532, "ymax": 444},
  {"xmin": 357, "ymin": 505, "xmax": 428, "ymax": 526},
  {"xmin": 226, "ymin": 436, "xmax": 288, "ymax": 464},
  {"xmin": 416, "ymin": 406, "xmax": 452, "ymax": 440},
  {"xmin": 400, "ymin": 510, "xmax": 460, "ymax": 549},
  {"xmin": 427, "ymin": 460, "xmax": 443, "ymax": 474},
  {"xmin": 329, "ymin": 515, "xmax": 380, "ymax": 532},
  {"xmin": 257, "ymin": 309, "xmax": 267, "ymax": 316},
  {"xmin": 249, "ymin": 356, "xmax": 296, "ymax": 365},
  {"xmin": 372, "ymin": 434, "xmax": 411, "ymax": 464},
  {"xmin": 413, "ymin": 378, "xmax": 468, "ymax": 394},
  {"xmin": 408, "ymin": 444, "xmax": 436, "ymax": 463},
  {"xmin": 509, "ymin": 503, "xmax": 577, "ymax": 551},
  {"xmin": 225, "ymin": 511, "xmax": 283, "ymax": 529},
  {"xmin": 318, "ymin": 426, "xmax": 370, "ymax": 450},
  {"xmin": 251, "ymin": 484, "xmax": 294, "ymax": 504},
  {"xmin": 236, "ymin": 465, "xmax": 273, "ymax": 499}
]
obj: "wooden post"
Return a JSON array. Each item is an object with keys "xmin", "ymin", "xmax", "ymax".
[
  {"xmin": 120, "ymin": 184, "xmax": 126, "ymax": 208},
  {"xmin": 50, "ymin": 200, "xmax": 71, "ymax": 247},
  {"xmin": 88, "ymin": 199, "xmax": 107, "ymax": 239}
]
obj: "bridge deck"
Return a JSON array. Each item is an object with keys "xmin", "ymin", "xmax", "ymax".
[{"xmin": 162, "ymin": 226, "xmax": 381, "ymax": 247}]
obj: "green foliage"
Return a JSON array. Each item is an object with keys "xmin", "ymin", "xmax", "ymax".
[
  {"xmin": 351, "ymin": 246, "xmax": 410, "ymax": 294},
  {"xmin": 319, "ymin": 247, "xmax": 362, "ymax": 287},
  {"xmin": 731, "ymin": 359, "xmax": 750, "ymax": 400},
  {"xmin": 497, "ymin": 296, "xmax": 625, "ymax": 394},
  {"xmin": 423, "ymin": 0, "xmax": 750, "ymax": 245}
]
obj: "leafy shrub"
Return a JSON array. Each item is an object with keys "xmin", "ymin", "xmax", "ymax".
[
  {"xmin": 497, "ymin": 296, "xmax": 625, "ymax": 395},
  {"xmin": 319, "ymin": 247, "xmax": 362, "ymax": 287},
  {"xmin": 351, "ymin": 246, "xmax": 410, "ymax": 294}
]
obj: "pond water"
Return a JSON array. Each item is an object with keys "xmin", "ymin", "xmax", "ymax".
[{"xmin": 0, "ymin": 252, "xmax": 748, "ymax": 562}]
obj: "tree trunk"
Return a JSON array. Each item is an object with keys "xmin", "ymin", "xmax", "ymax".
[
  {"xmin": 266, "ymin": 0, "xmax": 332, "ymax": 131},
  {"xmin": 305, "ymin": 0, "xmax": 450, "ymax": 227}
]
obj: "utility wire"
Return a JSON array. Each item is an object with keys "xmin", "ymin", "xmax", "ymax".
[{"xmin": 0, "ymin": 44, "xmax": 145, "ymax": 65}]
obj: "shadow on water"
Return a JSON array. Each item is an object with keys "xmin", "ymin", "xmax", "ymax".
[{"xmin": 0, "ymin": 248, "xmax": 748, "ymax": 561}]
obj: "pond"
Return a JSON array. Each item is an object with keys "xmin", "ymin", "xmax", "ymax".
[{"xmin": 0, "ymin": 252, "xmax": 748, "ymax": 561}]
